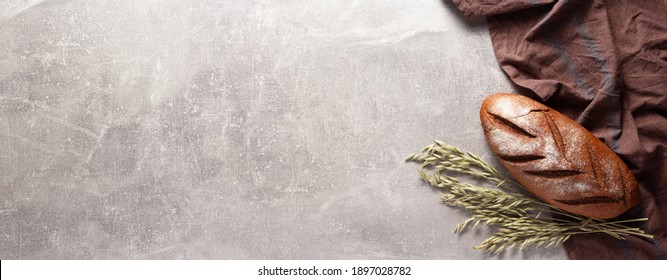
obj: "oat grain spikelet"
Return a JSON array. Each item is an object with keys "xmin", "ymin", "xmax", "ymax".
[{"xmin": 406, "ymin": 140, "xmax": 653, "ymax": 254}]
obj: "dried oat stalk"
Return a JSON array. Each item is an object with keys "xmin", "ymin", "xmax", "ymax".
[{"xmin": 406, "ymin": 140, "xmax": 653, "ymax": 254}]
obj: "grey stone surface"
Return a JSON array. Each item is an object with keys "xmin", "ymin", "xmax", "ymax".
[{"xmin": 0, "ymin": 0, "xmax": 566, "ymax": 259}]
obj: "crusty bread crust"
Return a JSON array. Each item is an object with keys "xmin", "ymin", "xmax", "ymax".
[{"xmin": 480, "ymin": 93, "xmax": 639, "ymax": 219}]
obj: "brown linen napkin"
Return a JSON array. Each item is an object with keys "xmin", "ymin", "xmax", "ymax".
[{"xmin": 452, "ymin": 0, "xmax": 667, "ymax": 259}]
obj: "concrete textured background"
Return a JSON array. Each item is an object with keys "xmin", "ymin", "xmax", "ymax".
[{"xmin": 0, "ymin": 0, "xmax": 566, "ymax": 259}]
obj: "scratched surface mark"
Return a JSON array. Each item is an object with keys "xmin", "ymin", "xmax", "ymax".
[{"xmin": 0, "ymin": 0, "xmax": 565, "ymax": 259}]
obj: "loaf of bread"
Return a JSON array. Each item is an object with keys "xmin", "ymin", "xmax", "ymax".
[{"xmin": 479, "ymin": 93, "xmax": 639, "ymax": 219}]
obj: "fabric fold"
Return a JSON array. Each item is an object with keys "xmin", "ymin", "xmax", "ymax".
[{"xmin": 452, "ymin": 0, "xmax": 555, "ymax": 19}]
